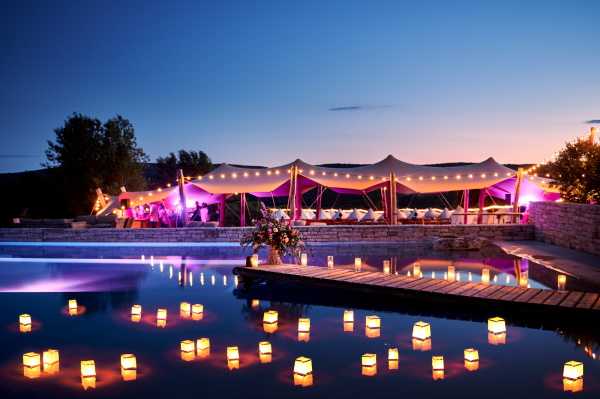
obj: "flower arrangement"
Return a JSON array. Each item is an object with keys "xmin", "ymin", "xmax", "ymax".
[{"xmin": 241, "ymin": 204, "xmax": 304, "ymax": 261}]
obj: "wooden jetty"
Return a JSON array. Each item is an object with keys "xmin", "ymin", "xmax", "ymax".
[{"xmin": 233, "ymin": 264, "xmax": 600, "ymax": 313}]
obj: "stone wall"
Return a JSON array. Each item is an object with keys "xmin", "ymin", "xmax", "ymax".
[
  {"xmin": 528, "ymin": 201, "xmax": 600, "ymax": 256},
  {"xmin": 0, "ymin": 224, "xmax": 534, "ymax": 243}
]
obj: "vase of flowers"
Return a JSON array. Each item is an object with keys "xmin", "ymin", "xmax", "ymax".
[{"xmin": 241, "ymin": 204, "xmax": 304, "ymax": 265}]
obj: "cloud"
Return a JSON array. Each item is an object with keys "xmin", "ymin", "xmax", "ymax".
[
  {"xmin": 328, "ymin": 105, "xmax": 392, "ymax": 112},
  {"xmin": 584, "ymin": 120, "xmax": 600, "ymax": 124}
]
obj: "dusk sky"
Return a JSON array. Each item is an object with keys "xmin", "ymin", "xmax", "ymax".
[{"xmin": 1, "ymin": 0, "xmax": 599, "ymax": 173}]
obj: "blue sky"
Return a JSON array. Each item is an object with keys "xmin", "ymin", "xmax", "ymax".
[{"xmin": 1, "ymin": 0, "xmax": 599, "ymax": 172}]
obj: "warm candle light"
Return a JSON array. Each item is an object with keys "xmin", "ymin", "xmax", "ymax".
[
  {"xmin": 519, "ymin": 275, "xmax": 528, "ymax": 288},
  {"xmin": 131, "ymin": 305, "xmax": 142, "ymax": 317},
  {"xmin": 263, "ymin": 321, "xmax": 278, "ymax": 334},
  {"xmin": 447, "ymin": 266, "xmax": 455, "ymax": 281},
  {"xmin": 563, "ymin": 377, "xmax": 584, "ymax": 393},
  {"xmin": 68, "ymin": 299, "xmax": 77, "ymax": 311},
  {"xmin": 196, "ymin": 337, "xmax": 210, "ymax": 357},
  {"xmin": 192, "ymin": 304, "xmax": 204, "ymax": 314},
  {"xmin": 432, "ymin": 369, "xmax": 445, "ymax": 381},
  {"xmin": 366, "ymin": 315, "xmax": 380, "ymax": 329},
  {"xmin": 487, "ymin": 317, "xmax": 506, "ymax": 335},
  {"xmin": 464, "ymin": 348, "xmax": 479, "ymax": 371},
  {"xmin": 413, "ymin": 263, "xmax": 421, "ymax": 278},
  {"xmin": 388, "ymin": 348, "xmax": 399, "ymax": 361},
  {"xmin": 23, "ymin": 364, "xmax": 41, "ymax": 379},
  {"xmin": 361, "ymin": 353, "xmax": 377, "ymax": 376},
  {"xmin": 294, "ymin": 356, "xmax": 312, "ymax": 376},
  {"xmin": 481, "ymin": 268, "xmax": 490, "ymax": 284},
  {"xmin": 383, "ymin": 260, "xmax": 391, "ymax": 274},
  {"xmin": 557, "ymin": 274, "xmax": 567, "ymax": 290},
  {"xmin": 120, "ymin": 354, "xmax": 137, "ymax": 370},
  {"xmin": 344, "ymin": 309, "xmax": 354, "ymax": 323},
  {"xmin": 563, "ymin": 361, "xmax": 584, "ymax": 380},
  {"xmin": 263, "ymin": 310, "xmax": 278, "ymax": 324},
  {"xmin": 181, "ymin": 340, "xmax": 195, "ymax": 353},
  {"xmin": 250, "ymin": 254, "xmax": 259, "ymax": 267},
  {"xmin": 432, "ymin": 355, "xmax": 444, "ymax": 371},
  {"xmin": 80, "ymin": 360, "xmax": 96, "ymax": 378},
  {"xmin": 251, "ymin": 299, "xmax": 260, "ymax": 309},
  {"xmin": 327, "ymin": 256, "xmax": 334, "ymax": 268},
  {"xmin": 298, "ymin": 318, "xmax": 310, "ymax": 333},
  {"xmin": 300, "ymin": 253, "xmax": 308, "ymax": 266},
  {"xmin": 19, "ymin": 314, "xmax": 31, "ymax": 326},
  {"xmin": 354, "ymin": 257, "xmax": 362, "ymax": 271},
  {"xmin": 488, "ymin": 332, "xmax": 506, "ymax": 345},
  {"xmin": 412, "ymin": 321, "xmax": 431, "ymax": 340},
  {"xmin": 23, "ymin": 352, "xmax": 41, "ymax": 368},
  {"xmin": 259, "ymin": 341, "xmax": 272, "ymax": 363},
  {"xmin": 293, "ymin": 372, "xmax": 313, "ymax": 387},
  {"xmin": 122, "ymin": 368, "xmax": 137, "ymax": 381},
  {"xmin": 412, "ymin": 338, "xmax": 432, "ymax": 351},
  {"xmin": 180, "ymin": 302, "xmax": 191, "ymax": 317},
  {"xmin": 43, "ymin": 349, "xmax": 59, "ymax": 366},
  {"xmin": 227, "ymin": 346, "xmax": 240, "ymax": 370}
]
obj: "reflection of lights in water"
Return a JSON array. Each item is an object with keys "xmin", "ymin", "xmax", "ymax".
[
  {"xmin": 298, "ymin": 332, "xmax": 310, "ymax": 342},
  {"xmin": 150, "ymin": 255, "xmax": 154, "ymax": 266},
  {"xmin": 457, "ymin": 272, "xmax": 461, "ymax": 281},
  {"xmin": 189, "ymin": 272, "xmax": 193, "ymax": 286},
  {"xmin": 234, "ymin": 275, "xmax": 238, "ymax": 287},
  {"xmin": 365, "ymin": 327, "xmax": 380, "ymax": 338},
  {"xmin": 169, "ymin": 266, "xmax": 173, "ymax": 279},
  {"xmin": 432, "ymin": 370, "xmax": 444, "ymax": 380},
  {"xmin": 211, "ymin": 275, "xmax": 215, "ymax": 286},
  {"xmin": 488, "ymin": 332, "xmax": 506, "ymax": 345},
  {"xmin": 563, "ymin": 378, "xmax": 583, "ymax": 393},
  {"xmin": 412, "ymin": 338, "xmax": 432, "ymax": 351},
  {"xmin": 251, "ymin": 299, "xmax": 260, "ymax": 309},
  {"xmin": 121, "ymin": 369, "xmax": 136, "ymax": 381},
  {"xmin": 468, "ymin": 272, "xmax": 472, "ymax": 281},
  {"xmin": 432, "ymin": 355, "xmax": 444, "ymax": 371},
  {"xmin": 159, "ymin": 262, "xmax": 164, "ymax": 272},
  {"xmin": 431, "ymin": 271, "xmax": 435, "ymax": 279},
  {"xmin": 263, "ymin": 322, "xmax": 278, "ymax": 334},
  {"xmin": 293, "ymin": 372, "xmax": 313, "ymax": 387},
  {"xmin": 131, "ymin": 314, "xmax": 141, "ymax": 323},
  {"xmin": 223, "ymin": 275, "xmax": 227, "ymax": 286},
  {"xmin": 180, "ymin": 351, "xmax": 195, "ymax": 362},
  {"xmin": 493, "ymin": 275, "xmax": 498, "ymax": 283},
  {"xmin": 343, "ymin": 322, "xmax": 354, "ymax": 333},
  {"xmin": 20, "ymin": 323, "xmax": 31, "ymax": 333},
  {"xmin": 200, "ymin": 273, "xmax": 205, "ymax": 285}
]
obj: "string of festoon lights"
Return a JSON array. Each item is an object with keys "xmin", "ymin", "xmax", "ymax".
[{"xmin": 525, "ymin": 127, "xmax": 598, "ymax": 179}]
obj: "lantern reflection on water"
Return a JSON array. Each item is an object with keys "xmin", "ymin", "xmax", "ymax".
[
  {"xmin": 432, "ymin": 356, "xmax": 445, "ymax": 380},
  {"xmin": 80, "ymin": 360, "xmax": 96, "ymax": 385},
  {"xmin": 23, "ymin": 364, "xmax": 41, "ymax": 379},
  {"xmin": 557, "ymin": 274, "xmax": 567, "ymax": 290},
  {"xmin": 251, "ymin": 299, "xmax": 260, "ymax": 309},
  {"xmin": 432, "ymin": 369, "xmax": 445, "ymax": 380},
  {"xmin": 361, "ymin": 353, "xmax": 377, "ymax": 376},
  {"xmin": 354, "ymin": 257, "xmax": 362, "ymax": 271},
  {"xmin": 327, "ymin": 256, "xmax": 334, "ymax": 268},
  {"xmin": 263, "ymin": 310, "xmax": 278, "ymax": 333},
  {"xmin": 563, "ymin": 377, "xmax": 584, "ymax": 393},
  {"xmin": 259, "ymin": 341, "xmax": 272, "ymax": 363}
]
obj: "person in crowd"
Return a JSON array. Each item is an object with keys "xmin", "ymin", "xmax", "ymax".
[
  {"xmin": 200, "ymin": 202, "xmax": 209, "ymax": 222},
  {"xmin": 191, "ymin": 201, "xmax": 202, "ymax": 221},
  {"xmin": 149, "ymin": 204, "xmax": 159, "ymax": 227}
]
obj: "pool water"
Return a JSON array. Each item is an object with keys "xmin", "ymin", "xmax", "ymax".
[{"xmin": 0, "ymin": 243, "xmax": 598, "ymax": 398}]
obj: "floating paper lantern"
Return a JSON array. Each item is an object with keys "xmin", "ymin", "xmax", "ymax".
[
  {"xmin": 298, "ymin": 318, "xmax": 310, "ymax": 333},
  {"xmin": 413, "ymin": 263, "xmax": 421, "ymax": 278},
  {"xmin": 354, "ymin": 258, "xmax": 362, "ymax": 271},
  {"xmin": 293, "ymin": 372, "xmax": 313, "ymax": 387},
  {"xmin": 294, "ymin": 356, "xmax": 312, "ymax": 376},
  {"xmin": 300, "ymin": 253, "xmax": 308, "ymax": 266},
  {"xmin": 196, "ymin": 338, "xmax": 210, "ymax": 355},
  {"xmin": 558, "ymin": 274, "xmax": 567, "ymax": 290},
  {"xmin": 19, "ymin": 314, "xmax": 31, "ymax": 326},
  {"xmin": 383, "ymin": 260, "xmax": 391, "ymax": 274},
  {"xmin": 259, "ymin": 341, "xmax": 272, "ymax": 363},
  {"xmin": 263, "ymin": 310, "xmax": 278, "ymax": 324},
  {"xmin": 251, "ymin": 299, "xmax": 260, "ymax": 309},
  {"xmin": 131, "ymin": 305, "xmax": 142, "ymax": 317},
  {"xmin": 227, "ymin": 346, "xmax": 239, "ymax": 361},
  {"xmin": 121, "ymin": 354, "xmax": 137, "ymax": 370},
  {"xmin": 432, "ymin": 370, "xmax": 445, "ymax": 380},
  {"xmin": 481, "ymin": 268, "xmax": 490, "ymax": 284},
  {"xmin": 366, "ymin": 315, "xmax": 380, "ymax": 329},
  {"xmin": 327, "ymin": 256, "xmax": 334, "ymax": 268},
  {"xmin": 563, "ymin": 361, "xmax": 584, "ymax": 380},
  {"xmin": 23, "ymin": 352, "xmax": 41, "ymax": 368},
  {"xmin": 464, "ymin": 348, "xmax": 479, "ymax": 362},
  {"xmin": 361, "ymin": 353, "xmax": 377, "ymax": 376},
  {"xmin": 344, "ymin": 310, "xmax": 354, "ymax": 323},
  {"xmin": 487, "ymin": 317, "xmax": 506, "ymax": 335},
  {"xmin": 447, "ymin": 266, "xmax": 455, "ymax": 281},
  {"xmin": 563, "ymin": 377, "xmax": 584, "ymax": 393},
  {"xmin": 68, "ymin": 299, "xmax": 78, "ymax": 311},
  {"xmin": 180, "ymin": 302, "xmax": 191, "ymax": 315},
  {"xmin": 157, "ymin": 308, "xmax": 167, "ymax": 321},
  {"xmin": 43, "ymin": 349, "xmax": 59, "ymax": 367},
  {"xmin": 412, "ymin": 321, "xmax": 431, "ymax": 340},
  {"xmin": 388, "ymin": 348, "xmax": 399, "ymax": 361},
  {"xmin": 488, "ymin": 332, "xmax": 506, "ymax": 345},
  {"xmin": 181, "ymin": 340, "xmax": 195, "ymax": 353},
  {"xmin": 432, "ymin": 355, "xmax": 444, "ymax": 371},
  {"xmin": 250, "ymin": 254, "xmax": 259, "ymax": 267},
  {"xmin": 80, "ymin": 360, "xmax": 96, "ymax": 378},
  {"xmin": 192, "ymin": 304, "xmax": 203, "ymax": 314}
]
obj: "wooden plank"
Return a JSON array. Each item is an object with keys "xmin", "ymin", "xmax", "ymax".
[
  {"xmin": 367, "ymin": 275, "xmax": 407, "ymax": 286},
  {"xmin": 337, "ymin": 272, "xmax": 381, "ymax": 284},
  {"xmin": 460, "ymin": 283, "xmax": 492, "ymax": 297},
  {"xmin": 526, "ymin": 289, "xmax": 555, "ymax": 305},
  {"xmin": 411, "ymin": 278, "xmax": 447, "ymax": 291},
  {"xmin": 354, "ymin": 274, "xmax": 393, "ymax": 285},
  {"xmin": 487, "ymin": 286, "xmax": 520, "ymax": 300},
  {"xmin": 498, "ymin": 287, "xmax": 531, "ymax": 302},
  {"xmin": 431, "ymin": 281, "xmax": 464, "ymax": 294},
  {"xmin": 593, "ymin": 296, "xmax": 600, "ymax": 310},
  {"xmin": 302, "ymin": 268, "xmax": 352, "ymax": 279},
  {"xmin": 377, "ymin": 275, "xmax": 415, "ymax": 288},
  {"xmin": 575, "ymin": 292, "xmax": 599, "ymax": 309},
  {"xmin": 472, "ymin": 284, "xmax": 504, "ymax": 298},
  {"xmin": 447, "ymin": 282, "xmax": 477, "ymax": 296},
  {"xmin": 513, "ymin": 289, "xmax": 544, "ymax": 303},
  {"xmin": 419, "ymin": 279, "xmax": 456, "ymax": 292},
  {"xmin": 558, "ymin": 291, "xmax": 585, "ymax": 308},
  {"xmin": 543, "ymin": 291, "xmax": 570, "ymax": 306},
  {"xmin": 305, "ymin": 269, "xmax": 356, "ymax": 280},
  {"xmin": 386, "ymin": 277, "xmax": 422, "ymax": 289}
]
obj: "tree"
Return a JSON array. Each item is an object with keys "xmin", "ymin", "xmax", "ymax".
[
  {"xmin": 156, "ymin": 150, "xmax": 212, "ymax": 184},
  {"xmin": 45, "ymin": 113, "xmax": 148, "ymax": 215},
  {"xmin": 545, "ymin": 138, "xmax": 600, "ymax": 203}
]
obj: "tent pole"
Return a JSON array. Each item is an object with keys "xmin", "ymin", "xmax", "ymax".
[
  {"xmin": 177, "ymin": 169, "xmax": 187, "ymax": 227},
  {"xmin": 293, "ymin": 165, "xmax": 302, "ymax": 220},
  {"xmin": 477, "ymin": 188, "xmax": 486, "ymax": 224},
  {"xmin": 315, "ymin": 185, "xmax": 323, "ymax": 219},
  {"xmin": 463, "ymin": 189, "xmax": 469, "ymax": 225},
  {"xmin": 389, "ymin": 173, "xmax": 397, "ymax": 225},
  {"xmin": 381, "ymin": 187, "xmax": 388, "ymax": 221},
  {"xmin": 288, "ymin": 165, "xmax": 296, "ymax": 220},
  {"xmin": 512, "ymin": 168, "xmax": 524, "ymax": 224},
  {"xmin": 240, "ymin": 193, "xmax": 246, "ymax": 227},
  {"xmin": 219, "ymin": 194, "xmax": 226, "ymax": 227}
]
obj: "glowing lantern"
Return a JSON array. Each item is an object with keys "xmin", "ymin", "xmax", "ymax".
[
  {"xmin": 388, "ymin": 348, "xmax": 399, "ymax": 361},
  {"xmin": 412, "ymin": 338, "xmax": 432, "ymax": 351},
  {"xmin": 263, "ymin": 321, "xmax": 278, "ymax": 334},
  {"xmin": 354, "ymin": 257, "xmax": 362, "ymax": 271},
  {"xmin": 293, "ymin": 372, "xmax": 313, "ymax": 387},
  {"xmin": 344, "ymin": 310, "xmax": 354, "ymax": 323},
  {"xmin": 263, "ymin": 310, "xmax": 278, "ymax": 324},
  {"xmin": 327, "ymin": 256, "xmax": 334, "ymax": 268},
  {"xmin": 19, "ymin": 323, "xmax": 31, "ymax": 333},
  {"xmin": 23, "ymin": 364, "xmax": 41, "ymax": 379},
  {"xmin": 298, "ymin": 332, "xmax": 310, "ymax": 342},
  {"xmin": 131, "ymin": 314, "xmax": 141, "ymax": 323},
  {"xmin": 43, "ymin": 349, "xmax": 59, "ymax": 367},
  {"xmin": 80, "ymin": 360, "xmax": 96, "ymax": 378},
  {"xmin": 557, "ymin": 274, "xmax": 567, "ymax": 290},
  {"xmin": 366, "ymin": 315, "xmax": 380, "ymax": 329},
  {"xmin": 447, "ymin": 266, "xmax": 455, "ymax": 281},
  {"xmin": 157, "ymin": 308, "xmax": 167, "ymax": 321},
  {"xmin": 412, "ymin": 321, "xmax": 431, "ymax": 340},
  {"xmin": 519, "ymin": 275, "xmax": 528, "ymax": 288},
  {"xmin": 251, "ymin": 299, "xmax": 260, "ymax": 309},
  {"xmin": 487, "ymin": 317, "xmax": 506, "ymax": 335},
  {"xmin": 192, "ymin": 304, "xmax": 203, "ymax": 314},
  {"xmin": 366, "ymin": 327, "xmax": 380, "ymax": 338},
  {"xmin": 181, "ymin": 340, "xmax": 195, "ymax": 353},
  {"xmin": 432, "ymin": 369, "xmax": 445, "ymax": 380},
  {"xmin": 488, "ymin": 332, "xmax": 506, "ymax": 345},
  {"xmin": 250, "ymin": 254, "xmax": 259, "ymax": 267},
  {"xmin": 388, "ymin": 359, "xmax": 399, "ymax": 370},
  {"xmin": 464, "ymin": 348, "xmax": 479, "ymax": 362},
  {"xmin": 19, "ymin": 314, "xmax": 31, "ymax": 326},
  {"xmin": 23, "ymin": 352, "xmax": 41, "ymax": 368},
  {"xmin": 227, "ymin": 346, "xmax": 240, "ymax": 370},
  {"xmin": 413, "ymin": 263, "xmax": 421, "ymax": 278},
  {"xmin": 563, "ymin": 361, "xmax": 584, "ymax": 380},
  {"xmin": 298, "ymin": 318, "xmax": 310, "ymax": 333},
  {"xmin": 131, "ymin": 305, "xmax": 142, "ymax": 317},
  {"xmin": 180, "ymin": 302, "xmax": 191, "ymax": 317},
  {"xmin": 68, "ymin": 299, "xmax": 77, "ymax": 311},
  {"xmin": 121, "ymin": 354, "xmax": 137, "ymax": 370},
  {"xmin": 259, "ymin": 341, "xmax": 272, "ymax": 363},
  {"xmin": 294, "ymin": 356, "xmax": 312, "ymax": 376},
  {"xmin": 196, "ymin": 338, "xmax": 210, "ymax": 354},
  {"xmin": 122, "ymin": 368, "xmax": 137, "ymax": 381},
  {"xmin": 432, "ymin": 356, "xmax": 444, "ymax": 371},
  {"xmin": 361, "ymin": 353, "xmax": 377, "ymax": 376},
  {"xmin": 300, "ymin": 253, "xmax": 308, "ymax": 266},
  {"xmin": 481, "ymin": 268, "xmax": 490, "ymax": 284},
  {"xmin": 383, "ymin": 260, "xmax": 390, "ymax": 274}
]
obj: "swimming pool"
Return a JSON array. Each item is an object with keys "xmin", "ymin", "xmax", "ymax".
[{"xmin": 0, "ymin": 243, "xmax": 597, "ymax": 398}]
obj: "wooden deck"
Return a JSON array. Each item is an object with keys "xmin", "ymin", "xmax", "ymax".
[{"xmin": 233, "ymin": 264, "xmax": 600, "ymax": 313}]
